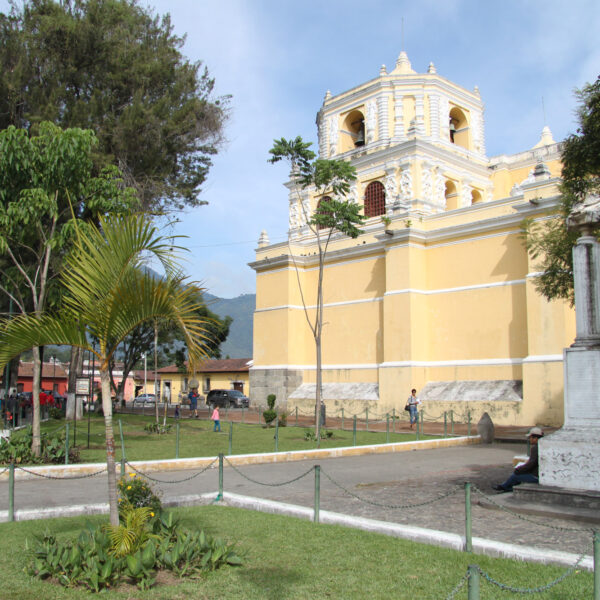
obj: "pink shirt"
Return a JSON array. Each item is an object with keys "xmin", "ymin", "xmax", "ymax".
[{"xmin": 211, "ymin": 408, "xmax": 220, "ymax": 421}]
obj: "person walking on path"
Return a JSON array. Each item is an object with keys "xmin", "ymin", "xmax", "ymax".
[
  {"xmin": 188, "ymin": 388, "xmax": 199, "ymax": 418},
  {"xmin": 211, "ymin": 406, "xmax": 221, "ymax": 432},
  {"xmin": 493, "ymin": 427, "xmax": 544, "ymax": 492},
  {"xmin": 407, "ymin": 388, "xmax": 420, "ymax": 429}
]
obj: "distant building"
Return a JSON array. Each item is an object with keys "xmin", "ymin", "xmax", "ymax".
[
  {"xmin": 157, "ymin": 358, "xmax": 252, "ymax": 404},
  {"xmin": 250, "ymin": 51, "xmax": 573, "ymax": 426},
  {"xmin": 5, "ymin": 360, "xmax": 68, "ymax": 396}
]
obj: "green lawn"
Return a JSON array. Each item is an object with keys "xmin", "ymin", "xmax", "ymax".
[
  {"xmin": 32, "ymin": 414, "xmax": 436, "ymax": 463},
  {"xmin": 0, "ymin": 505, "xmax": 591, "ymax": 599}
]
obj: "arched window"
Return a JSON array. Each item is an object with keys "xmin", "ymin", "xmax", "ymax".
[
  {"xmin": 316, "ymin": 196, "xmax": 332, "ymax": 230},
  {"xmin": 445, "ymin": 180, "xmax": 458, "ymax": 210},
  {"xmin": 364, "ymin": 181, "xmax": 386, "ymax": 218},
  {"xmin": 449, "ymin": 107, "xmax": 470, "ymax": 150},
  {"xmin": 471, "ymin": 189, "xmax": 482, "ymax": 204}
]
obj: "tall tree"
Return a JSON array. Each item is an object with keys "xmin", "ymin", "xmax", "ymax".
[
  {"xmin": 269, "ymin": 137, "xmax": 365, "ymax": 440},
  {"xmin": 0, "ymin": 0, "xmax": 229, "ymax": 213},
  {"xmin": 0, "ymin": 122, "xmax": 137, "ymax": 454},
  {"xmin": 523, "ymin": 76, "xmax": 600, "ymax": 303},
  {"xmin": 0, "ymin": 214, "xmax": 209, "ymax": 525}
]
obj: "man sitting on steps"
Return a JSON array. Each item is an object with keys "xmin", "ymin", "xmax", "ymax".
[{"xmin": 493, "ymin": 427, "xmax": 544, "ymax": 493}]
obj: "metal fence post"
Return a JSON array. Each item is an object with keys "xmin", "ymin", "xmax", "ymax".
[
  {"xmin": 176, "ymin": 422, "xmax": 180, "ymax": 458},
  {"xmin": 119, "ymin": 419, "xmax": 126, "ymax": 463},
  {"xmin": 314, "ymin": 465, "xmax": 320, "ymax": 523},
  {"xmin": 218, "ymin": 453, "xmax": 224, "ymax": 500},
  {"xmin": 295, "ymin": 406, "xmax": 298, "ymax": 427},
  {"xmin": 65, "ymin": 422, "xmax": 70, "ymax": 465},
  {"xmin": 353, "ymin": 415, "xmax": 357, "ymax": 446},
  {"xmin": 8, "ymin": 462, "xmax": 14, "ymax": 522},
  {"xmin": 275, "ymin": 417, "xmax": 279, "ymax": 452},
  {"xmin": 392, "ymin": 408, "xmax": 396, "ymax": 433},
  {"xmin": 468, "ymin": 410, "xmax": 472, "ymax": 437},
  {"xmin": 465, "ymin": 482, "xmax": 472, "ymax": 552},
  {"xmin": 365, "ymin": 407, "xmax": 369, "ymax": 431},
  {"xmin": 444, "ymin": 411, "xmax": 447, "ymax": 438},
  {"xmin": 341, "ymin": 407, "xmax": 344, "ymax": 431},
  {"xmin": 467, "ymin": 565, "xmax": 480, "ymax": 600},
  {"xmin": 228, "ymin": 422, "xmax": 233, "ymax": 455},
  {"xmin": 594, "ymin": 530, "xmax": 599, "ymax": 600},
  {"xmin": 386, "ymin": 414, "xmax": 390, "ymax": 443},
  {"xmin": 450, "ymin": 410, "xmax": 454, "ymax": 436}
]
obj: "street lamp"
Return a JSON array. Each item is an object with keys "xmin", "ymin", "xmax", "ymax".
[{"xmin": 143, "ymin": 353, "xmax": 147, "ymax": 396}]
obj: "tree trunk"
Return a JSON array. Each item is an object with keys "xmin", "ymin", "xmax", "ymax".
[
  {"xmin": 31, "ymin": 346, "xmax": 42, "ymax": 456},
  {"xmin": 100, "ymin": 367, "xmax": 119, "ymax": 526}
]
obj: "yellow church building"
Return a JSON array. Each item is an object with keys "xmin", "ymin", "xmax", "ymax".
[{"xmin": 249, "ymin": 51, "xmax": 574, "ymax": 427}]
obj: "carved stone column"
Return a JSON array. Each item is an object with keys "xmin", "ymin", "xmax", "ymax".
[{"xmin": 539, "ymin": 195, "xmax": 600, "ymax": 491}]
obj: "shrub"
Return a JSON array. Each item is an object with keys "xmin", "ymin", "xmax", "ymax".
[
  {"xmin": 144, "ymin": 422, "xmax": 171, "ymax": 435},
  {"xmin": 26, "ymin": 510, "xmax": 242, "ymax": 592},
  {"xmin": 118, "ymin": 473, "xmax": 162, "ymax": 515},
  {"xmin": 49, "ymin": 407, "xmax": 64, "ymax": 420},
  {"xmin": 263, "ymin": 393, "xmax": 277, "ymax": 426},
  {"xmin": 0, "ymin": 426, "xmax": 79, "ymax": 465},
  {"xmin": 278, "ymin": 412, "xmax": 288, "ymax": 427},
  {"xmin": 303, "ymin": 429, "xmax": 333, "ymax": 441}
]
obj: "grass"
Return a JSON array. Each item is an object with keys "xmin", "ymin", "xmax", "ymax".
[
  {"xmin": 26, "ymin": 414, "xmax": 436, "ymax": 464},
  {"xmin": 0, "ymin": 505, "xmax": 591, "ymax": 599}
]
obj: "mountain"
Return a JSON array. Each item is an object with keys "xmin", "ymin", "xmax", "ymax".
[{"xmin": 204, "ymin": 293, "xmax": 255, "ymax": 359}]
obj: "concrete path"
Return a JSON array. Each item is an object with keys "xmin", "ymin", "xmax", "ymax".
[{"xmin": 0, "ymin": 442, "xmax": 593, "ymax": 561}]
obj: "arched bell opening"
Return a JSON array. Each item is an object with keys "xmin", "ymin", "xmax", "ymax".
[
  {"xmin": 449, "ymin": 106, "xmax": 470, "ymax": 150},
  {"xmin": 341, "ymin": 109, "xmax": 366, "ymax": 152}
]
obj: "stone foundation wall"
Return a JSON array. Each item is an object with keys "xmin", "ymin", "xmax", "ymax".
[{"xmin": 249, "ymin": 368, "xmax": 303, "ymax": 408}]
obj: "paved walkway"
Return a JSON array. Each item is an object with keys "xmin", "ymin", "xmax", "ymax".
[{"xmin": 0, "ymin": 442, "xmax": 593, "ymax": 559}]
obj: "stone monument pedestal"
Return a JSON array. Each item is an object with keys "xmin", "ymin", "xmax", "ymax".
[{"xmin": 539, "ymin": 202, "xmax": 600, "ymax": 494}]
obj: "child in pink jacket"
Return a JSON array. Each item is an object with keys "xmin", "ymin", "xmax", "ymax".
[{"xmin": 211, "ymin": 406, "xmax": 221, "ymax": 432}]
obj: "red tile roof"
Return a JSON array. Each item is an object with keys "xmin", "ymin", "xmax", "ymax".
[
  {"xmin": 158, "ymin": 358, "xmax": 252, "ymax": 374},
  {"xmin": 18, "ymin": 362, "xmax": 68, "ymax": 378}
]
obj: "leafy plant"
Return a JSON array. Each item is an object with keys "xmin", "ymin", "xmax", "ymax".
[
  {"xmin": 26, "ymin": 512, "xmax": 241, "ymax": 592},
  {"xmin": 0, "ymin": 426, "xmax": 79, "ymax": 465},
  {"xmin": 118, "ymin": 473, "xmax": 162, "ymax": 515},
  {"xmin": 278, "ymin": 412, "xmax": 288, "ymax": 427},
  {"xmin": 304, "ymin": 429, "xmax": 333, "ymax": 441},
  {"xmin": 263, "ymin": 393, "xmax": 277, "ymax": 426},
  {"xmin": 144, "ymin": 422, "xmax": 172, "ymax": 435},
  {"xmin": 49, "ymin": 406, "xmax": 64, "ymax": 420}
]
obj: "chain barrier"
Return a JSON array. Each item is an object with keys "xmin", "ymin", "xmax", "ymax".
[
  {"xmin": 14, "ymin": 464, "xmax": 107, "ymax": 480},
  {"xmin": 321, "ymin": 468, "xmax": 461, "ymax": 509},
  {"xmin": 0, "ymin": 466, "xmax": 8, "ymax": 475},
  {"xmin": 124, "ymin": 458, "xmax": 218, "ymax": 484},
  {"xmin": 224, "ymin": 457, "xmax": 314, "ymax": 487},
  {"xmin": 475, "ymin": 550, "xmax": 588, "ymax": 594},
  {"xmin": 472, "ymin": 484, "xmax": 594, "ymax": 533},
  {"xmin": 445, "ymin": 570, "xmax": 471, "ymax": 600}
]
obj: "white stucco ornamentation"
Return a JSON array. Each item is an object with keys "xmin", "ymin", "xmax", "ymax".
[
  {"xmin": 289, "ymin": 199, "xmax": 300, "ymax": 230},
  {"xmin": 300, "ymin": 193, "xmax": 311, "ymax": 226},
  {"xmin": 394, "ymin": 91, "xmax": 404, "ymax": 139},
  {"xmin": 415, "ymin": 94, "xmax": 425, "ymax": 136},
  {"xmin": 400, "ymin": 169, "xmax": 413, "ymax": 202},
  {"xmin": 384, "ymin": 170, "xmax": 398, "ymax": 202},
  {"xmin": 317, "ymin": 112, "xmax": 327, "ymax": 159},
  {"xmin": 421, "ymin": 166, "xmax": 434, "ymax": 203},
  {"xmin": 328, "ymin": 116, "xmax": 338, "ymax": 157},
  {"xmin": 439, "ymin": 97, "xmax": 449, "ymax": 141},
  {"xmin": 429, "ymin": 94, "xmax": 440, "ymax": 140},
  {"xmin": 461, "ymin": 183, "xmax": 472, "ymax": 208},
  {"xmin": 435, "ymin": 172, "xmax": 446, "ymax": 207},
  {"xmin": 377, "ymin": 94, "xmax": 389, "ymax": 141},
  {"xmin": 510, "ymin": 183, "xmax": 523, "ymax": 197},
  {"xmin": 471, "ymin": 110, "xmax": 481, "ymax": 153},
  {"xmin": 366, "ymin": 100, "xmax": 377, "ymax": 144},
  {"xmin": 348, "ymin": 181, "xmax": 359, "ymax": 204}
]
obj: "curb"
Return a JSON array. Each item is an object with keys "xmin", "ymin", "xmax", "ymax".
[
  {"xmin": 0, "ymin": 435, "xmax": 481, "ymax": 481},
  {"xmin": 0, "ymin": 490, "xmax": 591, "ymax": 572}
]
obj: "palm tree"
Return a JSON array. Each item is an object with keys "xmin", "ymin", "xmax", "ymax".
[{"xmin": 0, "ymin": 215, "xmax": 209, "ymax": 525}]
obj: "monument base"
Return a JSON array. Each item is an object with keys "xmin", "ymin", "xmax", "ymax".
[{"xmin": 539, "ymin": 427, "xmax": 600, "ymax": 492}]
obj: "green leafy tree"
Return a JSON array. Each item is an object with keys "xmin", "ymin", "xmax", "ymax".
[
  {"xmin": 269, "ymin": 137, "xmax": 365, "ymax": 439},
  {"xmin": 523, "ymin": 76, "xmax": 600, "ymax": 303},
  {"xmin": 0, "ymin": 0, "xmax": 229, "ymax": 213},
  {"xmin": 0, "ymin": 122, "xmax": 137, "ymax": 455},
  {"xmin": 0, "ymin": 214, "xmax": 209, "ymax": 525}
]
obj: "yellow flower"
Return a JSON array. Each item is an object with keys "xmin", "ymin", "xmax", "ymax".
[
  {"xmin": 129, "ymin": 473, "xmax": 136, "ymax": 478},
  {"xmin": 127, "ymin": 485, "xmax": 132, "ymax": 490},
  {"xmin": 118, "ymin": 498, "xmax": 122, "ymax": 502},
  {"xmin": 150, "ymin": 512, "xmax": 154, "ymax": 517}
]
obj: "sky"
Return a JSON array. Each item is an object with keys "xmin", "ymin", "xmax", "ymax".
[{"xmin": 4, "ymin": 0, "xmax": 600, "ymax": 297}]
